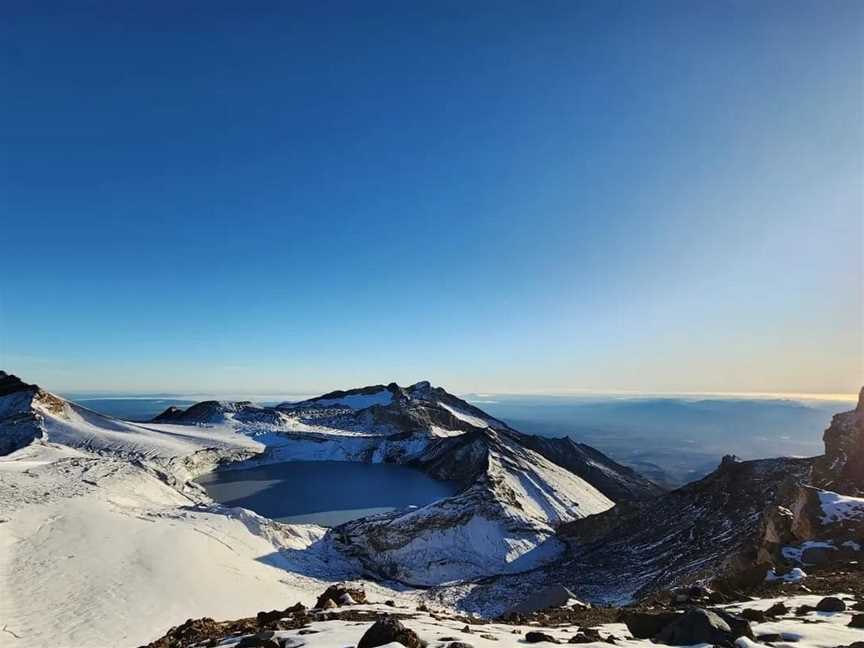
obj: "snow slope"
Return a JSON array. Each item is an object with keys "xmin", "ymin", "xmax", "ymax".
[{"xmin": 0, "ymin": 449, "xmax": 331, "ymax": 647}]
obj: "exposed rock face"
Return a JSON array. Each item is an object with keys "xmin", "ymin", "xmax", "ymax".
[
  {"xmin": 457, "ymin": 391, "xmax": 864, "ymax": 611},
  {"xmin": 813, "ymin": 388, "xmax": 864, "ymax": 496},
  {"xmin": 556, "ymin": 455, "xmax": 813, "ymax": 601}
]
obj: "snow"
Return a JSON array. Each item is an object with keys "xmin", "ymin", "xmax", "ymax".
[
  {"xmin": 818, "ymin": 489, "xmax": 864, "ymax": 523},
  {"xmin": 439, "ymin": 402, "xmax": 491, "ymax": 429},
  {"xmin": 430, "ymin": 425, "xmax": 467, "ymax": 438},
  {"xmin": 308, "ymin": 390, "xmax": 394, "ymax": 410}
]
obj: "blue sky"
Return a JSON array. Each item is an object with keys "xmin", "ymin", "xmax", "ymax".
[{"xmin": 1, "ymin": 1, "xmax": 862, "ymax": 395}]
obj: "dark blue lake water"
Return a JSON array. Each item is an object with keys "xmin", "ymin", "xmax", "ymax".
[{"xmin": 196, "ymin": 460, "xmax": 458, "ymax": 526}]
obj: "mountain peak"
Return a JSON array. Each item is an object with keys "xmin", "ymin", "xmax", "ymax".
[{"xmin": 0, "ymin": 371, "xmax": 39, "ymax": 397}]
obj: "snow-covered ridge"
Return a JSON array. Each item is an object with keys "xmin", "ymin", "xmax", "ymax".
[{"xmin": 0, "ymin": 370, "xmax": 664, "ymax": 646}]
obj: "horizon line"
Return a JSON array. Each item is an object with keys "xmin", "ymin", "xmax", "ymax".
[{"xmin": 57, "ymin": 386, "xmax": 860, "ymax": 403}]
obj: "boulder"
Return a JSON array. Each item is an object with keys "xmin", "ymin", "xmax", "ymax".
[
  {"xmin": 713, "ymin": 610, "xmax": 755, "ymax": 640},
  {"xmin": 815, "ymin": 596, "xmax": 847, "ymax": 612},
  {"xmin": 357, "ymin": 617, "xmax": 422, "ymax": 648},
  {"xmin": 850, "ymin": 614, "xmax": 864, "ymax": 628},
  {"xmin": 524, "ymin": 631, "xmax": 559, "ymax": 643},
  {"xmin": 622, "ymin": 611, "xmax": 681, "ymax": 639},
  {"xmin": 740, "ymin": 609, "xmax": 766, "ymax": 622},
  {"xmin": 315, "ymin": 584, "xmax": 367, "ymax": 608},
  {"xmin": 655, "ymin": 608, "xmax": 742, "ymax": 647}
]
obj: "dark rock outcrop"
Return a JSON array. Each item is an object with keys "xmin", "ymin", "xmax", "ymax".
[{"xmin": 0, "ymin": 371, "xmax": 37, "ymax": 396}]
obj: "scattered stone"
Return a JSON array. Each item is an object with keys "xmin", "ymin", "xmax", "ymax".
[
  {"xmin": 849, "ymin": 614, "xmax": 864, "ymax": 628},
  {"xmin": 765, "ymin": 602, "xmax": 789, "ymax": 617},
  {"xmin": 461, "ymin": 625, "xmax": 472, "ymax": 634},
  {"xmin": 815, "ymin": 596, "xmax": 847, "ymax": 612},
  {"xmin": 298, "ymin": 629, "xmax": 319, "ymax": 635},
  {"xmin": 524, "ymin": 631, "xmax": 559, "ymax": 643},
  {"xmin": 385, "ymin": 600, "xmax": 396, "ymax": 608},
  {"xmin": 417, "ymin": 603, "xmax": 429, "ymax": 612},
  {"xmin": 446, "ymin": 642, "xmax": 473, "ymax": 648},
  {"xmin": 480, "ymin": 634, "xmax": 498, "ymax": 641},
  {"xmin": 438, "ymin": 638, "xmax": 459, "ymax": 642},
  {"xmin": 358, "ymin": 617, "xmax": 423, "ymax": 648}
]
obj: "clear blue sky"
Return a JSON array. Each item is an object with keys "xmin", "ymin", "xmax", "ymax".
[{"xmin": 1, "ymin": 1, "xmax": 862, "ymax": 396}]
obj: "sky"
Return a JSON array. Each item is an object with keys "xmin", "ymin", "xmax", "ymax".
[{"xmin": 1, "ymin": 1, "xmax": 862, "ymax": 396}]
